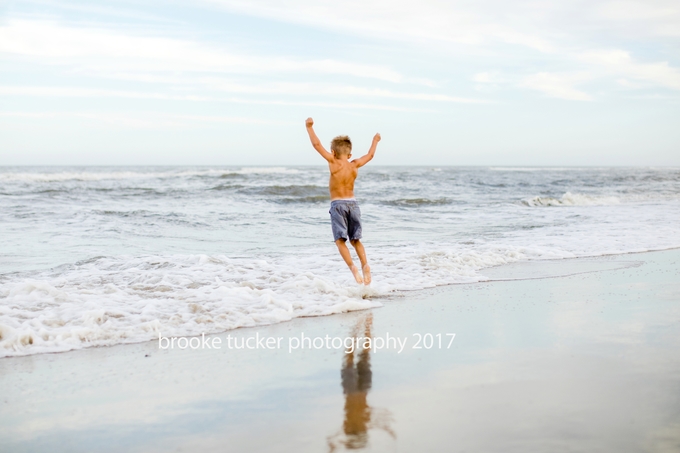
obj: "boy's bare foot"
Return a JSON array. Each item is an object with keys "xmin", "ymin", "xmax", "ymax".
[
  {"xmin": 350, "ymin": 265, "xmax": 364, "ymax": 284},
  {"xmin": 362, "ymin": 264, "xmax": 371, "ymax": 285}
]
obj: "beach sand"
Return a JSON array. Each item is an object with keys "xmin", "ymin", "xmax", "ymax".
[{"xmin": 1, "ymin": 249, "xmax": 679, "ymax": 453}]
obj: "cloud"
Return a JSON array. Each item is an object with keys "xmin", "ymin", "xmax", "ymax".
[
  {"xmin": 198, "ymin": 0, "xmax": 680, "ymax": 53},
  {"xmin": 0, "ymin": 111, "xmax": 269, "ymax": 129},
  {"xmin": 0, "ymin": 19, "xmax": 405, "ymax": 82},
  {"xmin": 0, "ymin": 86, "xmax": 435, "ymax": 111},
  {"xmin": 199, "ymin": 80, "xmax": 488, "ymax": 103},
  {"xmin": 616, "ymin": 78, "xmax": 641, "ymax": 89},
  {"xmin": 473, "ymin": 73, "xmax": 494, "ymax": 84},
  {"xmin": 471, "ymin": 71, "xmax": 505, "ymax": 92},
  {"xmin": 520, "ymin": 72, "xmax": 592, "ymax": 101},
  {"xmin": 199, "ymin": 0, "xmax": 680, "ymax": 92},
  {"xmin": 202, "ymin": 0, "xmax": 554, "ymax": 52},
  {"xmin": 2, "ymin": 3, "xmax": 678, "ymax": 113},
  {"xmin": 0, "ymin": 86, "xmax": 212, "ymax": 101},
  {"xmin": 579, "ymin": 50, "xmax": 680, "ymax": 90},
  {"xmin": 224, "ymin": 98, "xmax": 435, "ymax": 112},
  {"xmin": 593, "ymin": 0, "xmax": 680, "ymax": 37}
]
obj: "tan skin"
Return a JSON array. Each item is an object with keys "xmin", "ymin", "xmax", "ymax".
[{"xmin": 305, "ymin": 117, "xmax": 381, "ymax": 285}]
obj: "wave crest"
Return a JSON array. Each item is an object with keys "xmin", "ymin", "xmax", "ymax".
[
  {"xmin": 522, "ymin": 192, "xmax": 621, "ymax": 207},
  {"xmin": 383, "ymin": 198, "xmax": 453, "ymax": 207}
]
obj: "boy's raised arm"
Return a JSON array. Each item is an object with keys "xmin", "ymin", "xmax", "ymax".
[
  {"xmin": 305, "ymin": 118, "xmax": 333, "ymax": 162},
  {"xmin": 353, "ymin": 133, "xmax": 381, "ymax": 168}
]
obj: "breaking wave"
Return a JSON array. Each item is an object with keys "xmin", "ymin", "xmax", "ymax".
[
  {"xmin": 382, "ymin": 198, "xmax": 454, "ymax": 207},
  {"xmin": 522, "ymin": 192, "xmax": 621, "ymax": 207},
  {"xmin": 0, "ymin": 244, "xmax": 563, "ymax": 357}
]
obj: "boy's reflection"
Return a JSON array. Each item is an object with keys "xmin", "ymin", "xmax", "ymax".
[{"xmin": 328, "ymin": 314, "xmax": 395, "ymax": 451}]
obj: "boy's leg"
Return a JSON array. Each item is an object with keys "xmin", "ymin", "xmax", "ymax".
[
  {"xmin": 336, "ymin": 239, "xmax": 363, "ymax": 284},
  {"xmin": 349, "ymin": 239, "xmax": 371, "ymax": 285}
]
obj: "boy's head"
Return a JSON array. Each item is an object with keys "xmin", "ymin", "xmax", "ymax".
[{"xmin": 331, "ymin": 135, "xmax": 352, "ymax": 158}]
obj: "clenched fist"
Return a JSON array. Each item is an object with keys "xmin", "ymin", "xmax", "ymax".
[
  {"xmin": 305, "ymin": 117, "xmax": 314, "ymax": 127},
  {"xmin": 373, "ymin": 133, "xmax": 381, "ymax": 142}
]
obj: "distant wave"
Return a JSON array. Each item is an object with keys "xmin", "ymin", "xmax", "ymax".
[
  {"xmin": 210, "ymin": 183, "xmax": 245, "ymax": 191},
  {"xmin": 382, "ymin": 197, "xmax": 453, "ymax": 207},
  {"xmin": 235, "ymin": 167, "xmax": 300, "ymax": 175},
  {"xmin": 488, "ymin": 167, "xmax": 586, "ymax": 172},
  {"xmin": 239, "ymin": 184, "xmax": 329, "ymax": 203},
  {"xmin": 279, "ymin": 196, "xmax": 330, "ymax": 204},
  {"xmin": 522, "ymin": 192, "xmax": 621, "ymax": 207},
  {"xmin": 90, "ymin": 210, "xmax": 201, "ymax": 226},
  {"xmin": 0, "ymin": 167, "xmax": 299, "ymax": 182},
  {"xmin": 0, "ymin": 171, "xmax": 175, "ymax": 182}
]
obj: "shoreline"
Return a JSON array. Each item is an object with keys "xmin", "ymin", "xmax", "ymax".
[
  {"xmin": 1, "ymin": 248, "xmax": 679, "ymax": 452},
  {"xmin": 1, "ymin": 246, "xmax": 678, "ymax": 359}
]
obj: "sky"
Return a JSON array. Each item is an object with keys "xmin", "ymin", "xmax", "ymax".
[{"xmin": 1, "ymin": 0, "xmax": 679, "ymax": 166}]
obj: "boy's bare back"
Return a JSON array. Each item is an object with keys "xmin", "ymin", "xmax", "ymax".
[
  {"xmin": 305, "ymin": 117, "xmax": 381, "ymax": 200},
  {"xmin": 328, "ymin": 158, "xmax": 358, "ymax": 200}
]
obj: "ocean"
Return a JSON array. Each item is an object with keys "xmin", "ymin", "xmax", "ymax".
[{"xmin": 1, "ymin": 166, "xmax": 679, "ymax": 357}]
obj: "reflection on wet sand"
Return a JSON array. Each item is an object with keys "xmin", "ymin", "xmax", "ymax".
[{"xmin": 328, "ymin": 314, "xmax": 395, "ymax": 451}]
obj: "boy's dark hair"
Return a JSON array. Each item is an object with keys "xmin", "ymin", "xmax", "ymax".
[{"xmin": 331, "ymin": 135, "xmax": 352, "ymax": 157}]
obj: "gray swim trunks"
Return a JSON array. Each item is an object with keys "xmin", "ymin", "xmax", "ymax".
[{"xmin": 329, "ymin": 199, "xmax": 362, "ymax": 242}]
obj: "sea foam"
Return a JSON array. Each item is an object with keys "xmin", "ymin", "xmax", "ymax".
[{"xmin": 0, "ymin": 245, "xmax": 549, "ymax": 357}]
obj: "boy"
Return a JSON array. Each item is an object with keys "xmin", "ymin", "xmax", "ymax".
[{"xmin": 305, "ymin": 117, "xmax": 381, "ymax": 285}]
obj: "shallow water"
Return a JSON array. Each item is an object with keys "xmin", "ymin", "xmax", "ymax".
[{"xmin": 1, "ymin": 166, "xmax": 679, "ymax": 356}]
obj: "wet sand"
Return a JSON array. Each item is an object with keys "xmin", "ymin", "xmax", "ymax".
[{"xmin": 1, "ymin": 249, "xmax": 679, "ymax": 452}]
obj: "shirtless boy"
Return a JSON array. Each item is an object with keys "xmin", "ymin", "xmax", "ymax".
[{"xmin": 305, "ymin": 117, "xmax": 381, "ymax": 285}]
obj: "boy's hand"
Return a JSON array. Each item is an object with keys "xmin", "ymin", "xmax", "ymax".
[
  {"xmin": 305, "ymin": 117, "xmax": 314, "ymax": 128},
  {"xmin": 373, "ymin": 133, "xmax": 381, "ymax": 142}
]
